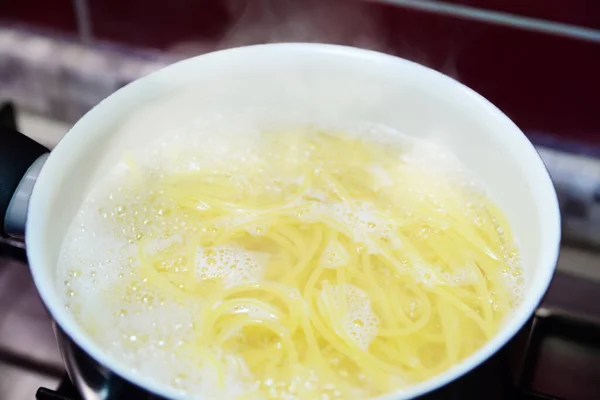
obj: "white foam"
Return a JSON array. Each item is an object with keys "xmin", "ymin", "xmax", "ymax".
[
  {"xmin": 318, "ymin": 283, "xmax": 380, "ymax": 351},
  {"xmin": 298, "ymin": 201, "xmax": 401, "ymax": 255},
  {"xmin": 195, "ymin": 245, "xmax": 268, "ymax": 288}
]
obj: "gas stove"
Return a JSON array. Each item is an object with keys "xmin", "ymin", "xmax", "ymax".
[{"xmin": 1, "ymin": 101, "xmax": 600, "ymax": 400}]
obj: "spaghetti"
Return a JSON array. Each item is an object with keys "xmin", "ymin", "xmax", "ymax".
[{"xmin": 61, "ymin": 128, "xmax": 523, "ymax": 399}]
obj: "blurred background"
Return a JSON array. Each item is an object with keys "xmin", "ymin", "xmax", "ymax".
[{"xmin": 1, "ymin": 1, "xmax": 600, "ymax": 399}]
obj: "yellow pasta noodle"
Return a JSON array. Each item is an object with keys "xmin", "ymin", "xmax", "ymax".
[{"xmin": 63, "ymin": 128, "xmax": 523, "ymax": 399}]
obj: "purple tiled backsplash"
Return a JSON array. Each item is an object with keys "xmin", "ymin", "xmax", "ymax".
[
  {"xmin": 4, "ymin": 0, "xmax": 600, "ymax": 36},
  {"xmin": 1, "ymin": 0, "xmax": 77, "ymax": 35},
  {"xmin": 0, "ymin": 0, "xmax": 599, "ymax": 146}
]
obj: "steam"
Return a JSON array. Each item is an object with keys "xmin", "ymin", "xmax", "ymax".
[{"xmin": 168, "ymin": 0, "xmax": 388, "ymax": 56}]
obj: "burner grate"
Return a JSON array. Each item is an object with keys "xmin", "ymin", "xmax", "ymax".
[{"xmin": 36, "ymin": 377, "xmax": 82, "ymax": 400}]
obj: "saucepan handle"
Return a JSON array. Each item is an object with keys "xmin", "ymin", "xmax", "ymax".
[{"xmin": 0, "ymin": 123, "xmax": 49, "ymax": 238}]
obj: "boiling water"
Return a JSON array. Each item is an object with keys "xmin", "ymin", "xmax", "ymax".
[{"xmin": 58, "ymin": 120, "xmax": 523, "ymax": 399}]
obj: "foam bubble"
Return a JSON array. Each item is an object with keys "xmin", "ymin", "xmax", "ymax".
[
  {"xmin": 195, "ymin": 245, "xmax": 268, "ymax": 288},
  {"xmin": 318, "ymin": 283, "xmax": 380, "ymax": 350},
  {"xmin": 321, "ymin": 237, "xmax": 350, "ymax": 268}
]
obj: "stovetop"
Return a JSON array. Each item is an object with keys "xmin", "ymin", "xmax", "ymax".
[{"xmin": 2, "ymin": 101, "xmax": 600, "ymax": 400}]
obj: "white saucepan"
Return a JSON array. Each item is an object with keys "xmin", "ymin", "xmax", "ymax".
[{"xmin": 0, "ymin": 44, "xmax": 560, "ymax": 400}]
